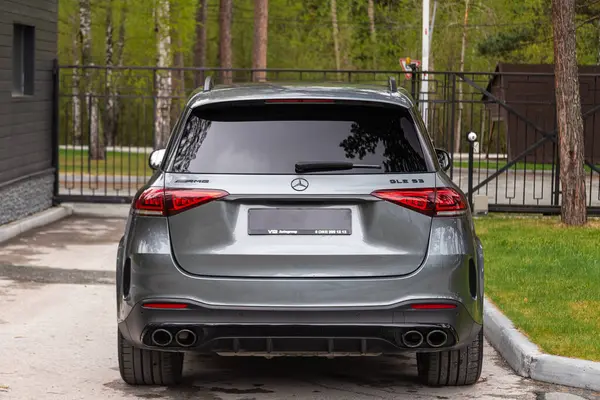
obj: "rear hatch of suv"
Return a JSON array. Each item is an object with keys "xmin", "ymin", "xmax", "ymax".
[{"xmin": 161, "ymin": 99, "xmax": 439, "ymax": 278}]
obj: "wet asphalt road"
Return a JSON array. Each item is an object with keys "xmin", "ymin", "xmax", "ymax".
[{"xmin": 0, "ymin": 217, "xmax": 598, "ymax": 400}]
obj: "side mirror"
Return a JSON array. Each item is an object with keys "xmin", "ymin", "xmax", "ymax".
[
  {"xmin": 148, "ymin": 149, "xmax": 166, "ymax": 170},
  {"xmin": 435, "ymin": 149, "xmax": 452, "ymax": 172}
]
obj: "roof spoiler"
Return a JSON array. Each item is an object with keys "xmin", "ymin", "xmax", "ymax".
[
  {"xmin": 388, "ymin": 76, "xmax": 397, "ymax": 93},
  {"xmin": 203, "ymin": 76, "xmax": 214, "ymax": 92}
]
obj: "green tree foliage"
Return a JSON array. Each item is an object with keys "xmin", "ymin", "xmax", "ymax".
[
  {"xmin": 476, "ymin": 0, "xmax": 600, "ymax": 64},
  {"xmin": 57, "ymin": 0, "xmax": 600, "ymax": 149},
  {"xmin": 59, "ymin": 0, "xmax": 600, "ymax": 72}
]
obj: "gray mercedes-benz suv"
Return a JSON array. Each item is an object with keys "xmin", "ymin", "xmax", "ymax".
[{"xmin": 116, "ymin": 77, "xmax": 485, "ymax": 387}]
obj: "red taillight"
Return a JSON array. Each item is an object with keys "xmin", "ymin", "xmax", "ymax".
[
  {"xmin": 410, "ymin": 303, "xmax": 457, "ymax": 310},
  {"xmin": 134, "ymin": 188, "xmax": 228, "ymax": 216},
  {"xmin": 371, "ymin": 188, "xmax": 466, "ymax": 216},
  {"xmin": 264, "ymin": 99, "xmax": 335, "ymax": 103},
  {"xmin": 142, "ymin": 303, "xmax": 189, "ymax": 309}
]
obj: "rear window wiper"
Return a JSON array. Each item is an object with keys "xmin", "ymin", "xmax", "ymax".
[{"xmin": 295, "ymin": 161, "xmax": 382, "ymax": 173}]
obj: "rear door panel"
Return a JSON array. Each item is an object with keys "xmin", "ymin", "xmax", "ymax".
[{"xmin": 166, "ymin": 172, "xmax": 435, "ymax": 278}]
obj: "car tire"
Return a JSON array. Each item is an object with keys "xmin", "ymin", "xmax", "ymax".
[
  {"xmin": 416, "ymin": 328, "xmax": 483, "ymax": 387},
  {"xmin": 118, "ymin": 330, "xmax": 184, "ymax": 386}
]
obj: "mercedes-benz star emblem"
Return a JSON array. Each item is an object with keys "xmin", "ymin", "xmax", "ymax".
[{"xmin": 291, "ymin": 178, "xmax": 309, "ymax": 191}]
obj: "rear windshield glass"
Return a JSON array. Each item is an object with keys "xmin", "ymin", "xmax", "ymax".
[{"xmin": 170, "ymin": 103, "xmax": 429, "ymax": 174}]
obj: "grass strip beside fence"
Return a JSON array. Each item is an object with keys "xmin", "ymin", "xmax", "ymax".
[{"xmin": 476, "ymin": 216, "xmax": 600, "ymax": 361}]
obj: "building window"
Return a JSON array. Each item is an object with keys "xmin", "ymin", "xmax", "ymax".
[{"xmin": 12, "ymin": 24, "xmax": 35, "ymax": 96}]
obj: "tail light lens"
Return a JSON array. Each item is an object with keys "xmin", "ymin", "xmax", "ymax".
[
  {"xmin": 371, "ymin": 188, "xmax": 467, "ymax": 216},
  {"xmin": 264, "ymin": 99, "xmax": 335, "ymax": 103},
  {"xmin": 142, "ymin": 302, "xmax": 189, "ymax": 309},
  {"xmin": 410, "ymin": 303, "xmax": 457, "ymax": 310},
  {"xmin": 134, "ymin": 188, "xmax": 228, "ymax": 216}
]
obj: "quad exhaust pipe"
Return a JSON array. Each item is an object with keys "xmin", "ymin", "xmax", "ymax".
[
  {"xmin": 151, "ymin": 329, "xmax": 173, "ymax": 347},
  {"xmin": 150, "ymin": 328, "xmax": 198, "ymax": 347},
  {"xmin": 175, "ymin": 329, "xmax": 197, "ymax": 347},
  {"xmin": 399, "ymin": 329, "xmax": 448, "ymax": 348},
  {"xmin": 401, "ymin": 330, "xmax": 424, "ymax": 348},
  {"xmin": 426, "ymin": 330, "xmax": 448, "ymax": 348}
]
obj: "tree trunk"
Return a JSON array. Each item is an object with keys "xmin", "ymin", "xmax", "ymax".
[
  {"xmin": 111, "ymin": 0, "xmax": 127, "ymax": 148},
  {"xmin": 154, "ymin": 0, "xmax": 172, "ymax": 149},
  {"xmin": 252, "ymin": 0, "xmax": 269, "ymax": 82},
  {"xmin": 367, "ymin": 0, "xmax": 376, "ymax": 69},
  {"xmin": 194, "ymin": 0, "xmax": 208, "ymax": 86},
  {"xmin": 116, "ymin": 2, "xmax": 127, "ymax": 65},
  {"xmin": 80, "ymin": 0, "xmax": 104, "ymax": 161},
  {"xmin": 596, "ymin": 18, "xmax": 600, "ymax": 65},
  {"xmin": 552, "ymin": 0, "xmax": 587, "ymax": 225},
  {"xmin": 454, "ymin": 0, "xmax": 470, "ymax": 154},
  {"xmin": 72, "ymin": 32, "xmax": 81, "ymax": 146},
  {"xmin": 105, "ymin": 0, "xmax": 115, "ymax": 147},
  {"xmin": 89, "ymin": 95, "xmax": 101, "ymax": 160},
  {"xmin": 171, "ymin": 33, "xmax": 185, "ymax": 129},
  {"xmin": 219, "ymin": 0, "xmax": 233, "ymax": 84},
  {"xmin": 330, "ymin": 0, "xmax": 341, "ymax": 80}
]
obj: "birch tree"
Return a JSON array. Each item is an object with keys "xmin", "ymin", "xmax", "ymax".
[
  {"xmin": 597, "ymin": 18, "xmax": 600, "ymax": 65},
  {"xmin": 154, "ymin": 0, "xmax": 173, "ymax": 149},
  {"xmin": 73, "ymin": 0, "xmax": 91, "ymax": 147},
  {"xmin": 112, "ymin": 1, "xmax": 127, "ymax": 146},
  {"xmin": 219, "ymin": 0, "xmax": 233, "ymax": 84},
  {"xmin": 104, "ymin": 0, "xmax": 128, "ymax": 147},
  {"xmin": 78, "ymin": 0, "xmax": 104, "ymax": 160},
  {"xmin": 252, "ymin": 0, "xmax": 269, "ymax": 82},
  {"xmin": 72, "ymin": 30, "xmax": 81, "ymax": 145},
  {"xmin": 194, "ymin": 0, "xmax": 208, "ymax": 85},
  {"xmin": 330, "ymin": 0, "xmax": 341, "ymax": 80},
  {"xmin": 168, "ymin": 0, "xmax": 185, "ymax": 125},
  {"xmin": 454, "ymin": 0, "xmax": 471, "ymax": 154},
  {"xmin": 552, "ymin": 0, "xmax": 587, "ymax": 225},
  {"xmin": 367, "ymin": 0, "xmax": 377, "ymax": 69},
  {"xmin": 105, "ymin": 0, "xmax": 115, "ymax": 147},
  {"xmin": 171, "ymin": 10, "xmax": 186, "ymax": 128}
]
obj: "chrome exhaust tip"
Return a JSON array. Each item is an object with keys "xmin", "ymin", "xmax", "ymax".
[
  {"xmin": 401, "ymin": 330, "xmax": 424, "ymax": 348},
  {"xmin": 426, "ymin": 330, "xmax": 448, "ymax": 348},
  {"xmin": 175, "ymin": 329, "xmax": 197, "ymax": 347},
  {"xmin": 151, "ymin": 328, "xmax": 173, "ymax": 347}
]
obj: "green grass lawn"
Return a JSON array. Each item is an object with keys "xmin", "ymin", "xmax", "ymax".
[
  {"xmin": 59, "ymin": 149, "xmax": 151, "ymax": 176},
  {"xmin": 476, "ymin": 216, "xmax": 600, "ymax": 361},
  {"xmin": 454, "ymin": 160, "xmax": 555, "ymax": 171}
]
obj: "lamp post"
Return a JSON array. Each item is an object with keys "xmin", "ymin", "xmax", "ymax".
[{"xmin": 421, "ymin": 0, "xmax": 430, "ymax": 128}]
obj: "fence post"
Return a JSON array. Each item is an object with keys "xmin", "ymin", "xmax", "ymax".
[
  {"xmin": 51, "ymin": 59, "xmax": 60, "ymax": 205},
  {"xmin": 552, "ymin": 108, "xmax": 561, "ymax": 208},
  {"xmin": 410, "ymin": 63, "xmax": 419, "ymax": 102},
  {"xmin": 467, "ymin": 131, "xmax": 478, "ymax": 209},
  {"xmin": 553, "ymin": 142, "xmax": 561, "ymax": 206},
  {"xmin": 449, "ymin": 73, "xmax": 457, "ymax": 180},
  {"xmin": 152, "ymin": 70, "xmax": 157, "ymax": 149}
]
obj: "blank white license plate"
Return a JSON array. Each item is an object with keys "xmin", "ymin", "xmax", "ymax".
[{"xmin": 247, "ymin": 208, "xmax": 352, "ymax": 235}]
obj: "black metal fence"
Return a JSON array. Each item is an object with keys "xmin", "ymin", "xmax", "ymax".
[{"xmin": 53, "ymin": 65, "xmax": 600, "ymax": 214}]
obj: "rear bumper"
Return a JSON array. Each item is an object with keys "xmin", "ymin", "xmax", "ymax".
[
  {"xmin": 117, "ymin": 214, "xmax": 484, "ymax": 354},
  {"xmin": 118, "ymin": 300, "xmax": 482, "ymax": 354}
]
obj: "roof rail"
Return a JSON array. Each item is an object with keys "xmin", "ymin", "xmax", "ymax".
[
  {"xmin": 388, "ymin": 76, "xmax": 398, "ymax": 93},
  {"xmin": 203, "ymin": 75, "xmax": 214, "ymax": 92}
]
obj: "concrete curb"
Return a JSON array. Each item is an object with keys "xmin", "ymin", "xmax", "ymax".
[
  {"xmin": 484, "ymin": 297, "xmax": 600, "ymax": 391},
  {"xmin": 0, "ymin": 206, "xmax": 73, "ymax": 244},
  {"xmin": 0, "ymin": 203, "xmax": 129, "ymax": 245},
  {"xmin": 62, "ymin": 203, "xmax": 130, "ymax": 219}
]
